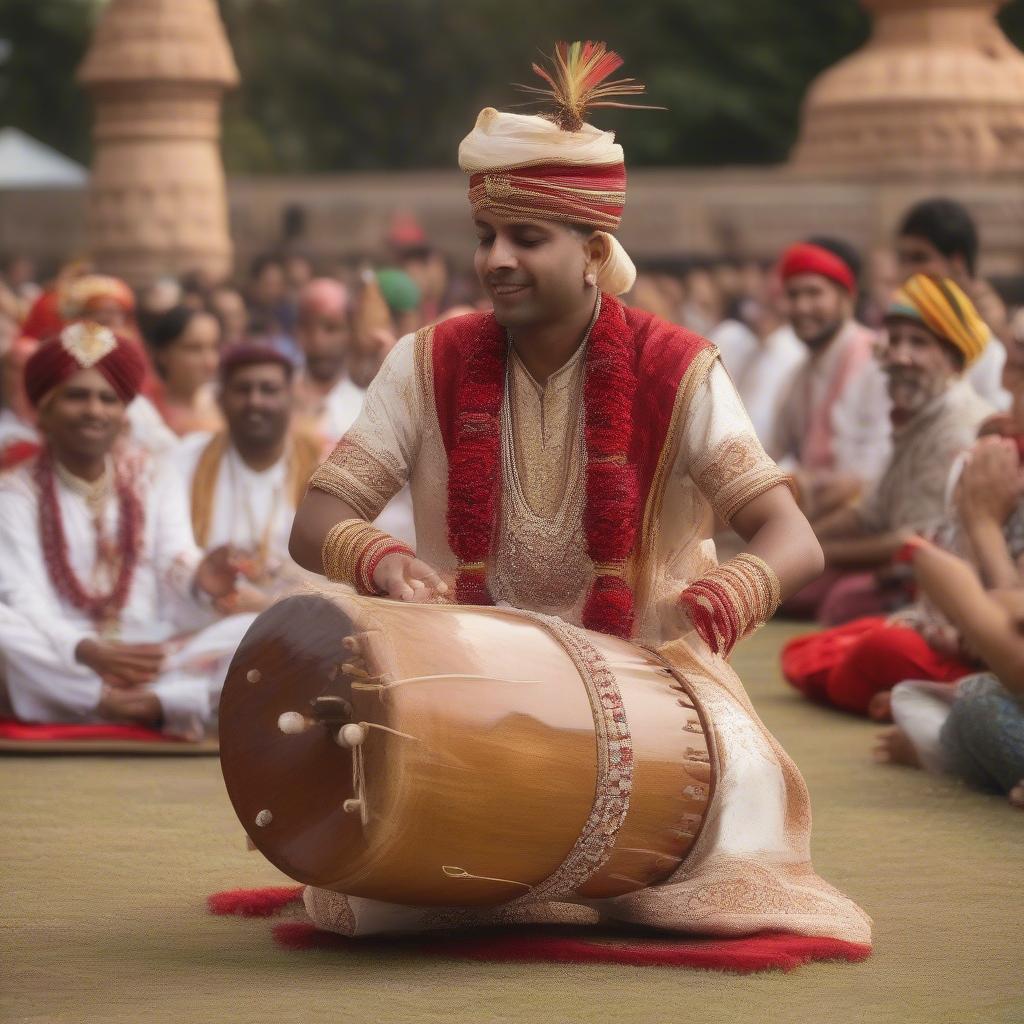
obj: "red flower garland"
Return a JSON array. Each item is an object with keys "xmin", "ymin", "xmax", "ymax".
[
  {"xmin": 446, "ymin": 294, "xmax": 640, "ymax": 638},
  {"xmin": 34, "ymin": 448, "xmax": 144, "ymax": 625}
]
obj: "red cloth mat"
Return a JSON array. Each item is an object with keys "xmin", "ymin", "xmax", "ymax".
[
  {"xmin": 208, "ymin": 886, "xmax": 871, "ymax": 973},
  {"xmin": 0, "ymin": 717, "xmax": 217, "ymax": 754},
  {"xmin": 0, "ymin": 717, "xmax": 176, "ymax": 743}
]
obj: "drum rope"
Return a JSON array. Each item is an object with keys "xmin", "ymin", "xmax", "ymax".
[
  {"xmin": 441, "ymin": 866, "xmax": 531, "ymax": 890},
  {"xmin": 350, "ymin": 744, "xmax": 368, "ymax": 825},
  {"xmin": 346, "ymin": 722, "xmax": 420, "ymax": 827},
  {"xmin": 360, "ymin": 721, "xmax": 419, "ymax": 741}
]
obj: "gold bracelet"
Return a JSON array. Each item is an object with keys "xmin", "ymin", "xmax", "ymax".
[
  {"xmin": 322, "ymin": 519, "xmax": 377, "ymax": 587},
  {"xmin": 321, "ymin": 519, "xmax": 414, "ymax": 595}
]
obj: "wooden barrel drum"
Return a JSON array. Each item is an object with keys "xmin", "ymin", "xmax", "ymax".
[{"xmin": 220, "ymin": 589, "xmax": 713, "ymax": 907}]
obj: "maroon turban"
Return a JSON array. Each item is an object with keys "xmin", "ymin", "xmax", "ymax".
[
  {"xmin": 778, "ymin": 242, "xmax": 856, "ymax": 294},
  {"xmin": 219, "ymin": 340, "xmax": 297, "ymax": 380},
  {"xmin": 24, "ymin": 322, "xmax": 147, "ymax": 408}
]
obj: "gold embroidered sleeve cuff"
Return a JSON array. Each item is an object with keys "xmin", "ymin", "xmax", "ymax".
[
  {"xmin": 692, "ymin": 434, "xmax": 793, "ymax": 523},
  {"xmin": 309, "ymin": 435, "xmax": 406, "ymax": 522}
]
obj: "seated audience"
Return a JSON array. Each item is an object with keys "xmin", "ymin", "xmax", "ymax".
[
  {"xmin": 0, "ymin": 334, "xmax": 42, "ymax": 467},
  {"xmin": 783, "ymin": 432, "xmax": 1022, "ymax": 716},
  {"xmin": 5, "ymin": 274, "xmax": 176, "ymax": 462},
  {"xmin": 145, "ymin": 304, "xmax": 223, "ymax": 436},
  {"xmin": 346, "ymin": 269, "xmax": 413, "ymax": 389},
  {"xmin": 875, "ymin": 540, "xmax": 1024, "ymax": 808},
  {"xmin": 174, "ymin": 342, "xmax": 321, "ymax": 612},
  {"xmin": 771, "ymin": 239, "xmax": 890, "ymax": 521},
  {"xmin": 208, "ymin": 284, "xmax": 249, "ymax": 349},
  {"xmin": 0, "ymin": 324, "xmax": 252, "ymax": 738},
  {"xmin": 726, "ymin": 271, "xmax": 807, "ymax": 448},
  {"xmin": 895, "ymin": 197, "xmax": 1008, "ymax": 409},
  {"xmin": 292, "ymin": 278, "xmax": 363, "ymax": 447},
  {"xmin": 786, "ymin": 274, "xmax": 993, "ymax": 626},
  {"xmin": 247, "ymin": 253, "xmax": 296, "ymax": 348}
]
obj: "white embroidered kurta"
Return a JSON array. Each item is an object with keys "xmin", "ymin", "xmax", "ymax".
[
  {"xmin": 312, "ymin": 331, "xmax": 787, "ymax": 647},
  {"xmin": 297, "ymin": 372, "xmax": 417, "ymax": 547},
  {"xmin": 302, "ymin": 324, "xmax": 872, "ymax": 945},
  {"xmin": 174, "ymin": 436, "xmax": 296, "ymax": 563},
  {"xmin": 0, "ymin": 456, "xmax": 254, "ymax": 738}
]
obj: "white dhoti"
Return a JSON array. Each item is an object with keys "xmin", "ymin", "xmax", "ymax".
[{"xmin": 0, "ymin": 604, "xmax": 256, "ymax": 739}]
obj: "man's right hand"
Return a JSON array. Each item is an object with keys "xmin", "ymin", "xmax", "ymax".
[
  {"xmin": 373, "ymin": 553, "xmax": 449, "ymax": 603},
  {"xmin": 75, "ymin": 638, "xmax": 167, "ymax": 688}
]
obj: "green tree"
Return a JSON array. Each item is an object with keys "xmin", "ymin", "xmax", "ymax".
[
  {"xmin": 217, "ymin": 0, "xmax": 873, "ymax": 170},
  {"xmin": 0, "ymin": 0, "xmax": 95, "ymax": 163},
  {"xmin": 2, "ymin": 0, "xmax": 1023, "ymax": 170}
]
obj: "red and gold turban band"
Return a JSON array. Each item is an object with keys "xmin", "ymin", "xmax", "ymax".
[
  {"xmin": 778, "ymin": 242, "xmax": 856, "ymax": 294},
  {"xmin": 24, "ymin": 322, "xmax": 146, "ymax": 408},
  {"xmin": 467, "ymin": 161, "xmax": 627, "ymax": 232}
]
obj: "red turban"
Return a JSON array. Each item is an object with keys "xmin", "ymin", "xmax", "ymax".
[
  {"xmin": 20, "ymin": 290, "xmax": 64, "ymax": 342},
  {"xmin": 778, "ymin": 243, "xmax": 856, "ymax": 294},
  {"xmin": 24, "ymin": 322, "xmax": 146, "ymax": 408}
]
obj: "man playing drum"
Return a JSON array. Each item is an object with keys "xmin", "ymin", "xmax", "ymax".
[{"xmin": 289, "ymin": 42, "xmax": 871, "ymax": 945}]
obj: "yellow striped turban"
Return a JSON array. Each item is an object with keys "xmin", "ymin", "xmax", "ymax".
[{"xmin": 885, "ymin": 273, "xmax": 989, "ymax": 367}]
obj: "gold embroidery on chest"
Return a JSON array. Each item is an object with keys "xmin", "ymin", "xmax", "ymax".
[{"xmin": 493, "ymin": 353, "xmax": 590, "ymax": 609}]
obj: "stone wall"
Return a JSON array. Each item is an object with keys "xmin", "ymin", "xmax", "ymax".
[{"xmin": 2, "ymin": 166, "xmax": 1022, "ymax": 279}]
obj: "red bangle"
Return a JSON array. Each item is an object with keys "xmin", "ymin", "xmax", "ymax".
[
  {"xmin": 358, "ymin": 540, "xmax": 415, "ymax": 596},
  {"xmin": 893, "ymin": 536, "xmax": 929, "ymax": 566}
]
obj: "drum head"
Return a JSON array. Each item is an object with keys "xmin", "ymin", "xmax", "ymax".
[{"xmin": 219, "ymin": 592, "xmax": 363, "ymax": 887}]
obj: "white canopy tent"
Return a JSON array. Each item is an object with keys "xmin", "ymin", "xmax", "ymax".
[{"xmin": 0, "ymin": 128, "xmax": 87, "ymax": 188}]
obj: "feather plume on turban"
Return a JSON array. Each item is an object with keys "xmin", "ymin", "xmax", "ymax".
[
  {"xmin": 24, "ymin": 322, "xmax": 146, "ymax": 407},
  {"xmin": 885, "ymin": 273, "xmax": 989, "ymax": 368}
]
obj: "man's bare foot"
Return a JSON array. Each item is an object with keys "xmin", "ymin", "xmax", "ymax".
[
  {"xmin": 873, "ymin": 726, "xmax": 921, "ymax": 768},
  {"xmin": 1009, "ymin": 782, "xmax": 1024, "ymax": 809},
  {"xmin": 98, "ymin": 686, "xmax": 163, "ymax": 728},
  {"xmin": 868, "ymin": 691, "xmax": 893, "ymax": 722}
]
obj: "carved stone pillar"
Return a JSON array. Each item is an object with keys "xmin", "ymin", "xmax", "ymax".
[
  {"xmin": 790, "ymin": 0, "xmax": 1024, "ymax": 177},
  {"xmin": 77, "ymin": 0, "xmax": 239, "ymax": 286}
]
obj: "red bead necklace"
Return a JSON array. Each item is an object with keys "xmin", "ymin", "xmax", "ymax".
[{"xmin": 34, "ymin": 448, "xmax": 144, "ymax": 627}]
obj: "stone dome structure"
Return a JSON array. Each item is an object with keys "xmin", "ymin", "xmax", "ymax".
[{"xmin": 791, "ymin": 0, "xmax": 1024, "ymax": 177}]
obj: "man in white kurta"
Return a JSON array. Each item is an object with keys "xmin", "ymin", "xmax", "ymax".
[
  {"xmin": 770, "ymin": 242, "xmax": 891, "ymax": 519},
  {"xmin": 0, "ymin": 324, "xmax": 254, "ymax": 738},
  {"xmin": 290, "ymin": 84, "xmax": 872, "ymax": 946},
  {"xmin": 174, "ymin": 342, "xmax": 322, "ymax": 611}
]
